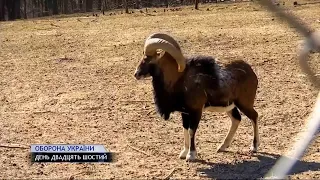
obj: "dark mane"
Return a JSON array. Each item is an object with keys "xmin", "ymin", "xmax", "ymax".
[
  {"xmin": 152, "ymin": 70, "xmax": 173, "ymax": 120},
  {"xmin": 151, "ymin": 66, "xmax": 186, "ymax": 120}
]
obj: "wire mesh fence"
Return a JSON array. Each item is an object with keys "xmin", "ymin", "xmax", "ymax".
[{"xmin": 255, "ymin": 0, "xmax": 320, "ymax": 179}]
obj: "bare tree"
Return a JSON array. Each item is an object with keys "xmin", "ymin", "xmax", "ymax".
[
  {"xmin": 98, "ymin": 0, "xmax": 101, "ymax": 10},
  {"xmin": 86, "ymin": 0, "xmax": 93, "ymax": 12},
  {"xmin": 63, "ymin": 0, "xmax": 68, "ymax": 13},
  {"xmin": 0, "ymin": 0, "xmax": 5, "ymax": 21},
  {"xmin": 52, "ymin": 0, "xmax": 58, "ymax": 14},
  {"xmin": 165, "ymin": 0, "xmax": 169, "ymax": 8},
  {"xmin": 123, "ymin": 0, "xmax": 129, "ymax": 13},
  {"xmin": 6, "ymin": 0, "xmax": 17, "ymax": 20},
  {"xmin": 195, "ymin": 0, "xmax": 199, "ymax": 9},
  {"xmin": 101, "ymin": 0, "xmax": 107, "ymax": 14},
  {"xmin": 23, "ymin": 0, "xmax": 27, "ymax": 18},
  {"xmin": 40, "ymin": 0, "xmax": 44, "ymax": 16}
]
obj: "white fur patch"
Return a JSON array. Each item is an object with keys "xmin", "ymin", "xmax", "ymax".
[
  {"xmin": 179, "ymin": 128, "xmax": 190, "ymax": 159},
  {"xmin": 179, "ymin": 148, "xmax": 188, "ymax": 159},
  {"xmin": 186, "ymin": 150, "xmax": 197, "ymax": 161},
  {"xmin": 250, "ymin": 145, "xmax": 258, "ymax": 153},
  {"xmin": 204, "ymin": 103, "xmax": 235, "ymax": 112},
  {"xmin": 184, "ymin": 128, "xmax": 190, "ymax": 147},
  {"xmin": 217, "ymin": 112, "xmax": 241, "ymax": 152}
]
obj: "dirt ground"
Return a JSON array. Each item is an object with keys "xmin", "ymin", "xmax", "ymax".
[{"xmin": 0, "ymin": 0, "xmax": 319, "ymax": 179}]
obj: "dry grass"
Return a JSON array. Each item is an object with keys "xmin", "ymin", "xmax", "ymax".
[{"xmin": 0, "ymin": 0, "xmax": 319, "ymax": 179}]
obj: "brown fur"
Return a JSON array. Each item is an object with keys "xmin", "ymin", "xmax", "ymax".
[{"xmin": 154, "ymin": 52, "xmax": 183, "ymax": 90}]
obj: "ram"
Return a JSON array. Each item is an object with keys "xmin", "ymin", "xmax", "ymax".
[{"xmin": 134, "ymin": 33, "xmax": 260, "ymax": 161}]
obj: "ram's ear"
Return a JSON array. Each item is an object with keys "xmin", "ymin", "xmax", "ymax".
[{"xmin": 156, "ymin": 50, "xmax": 165, "ymax": 60}]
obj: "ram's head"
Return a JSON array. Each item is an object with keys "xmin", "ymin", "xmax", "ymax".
[{"xmin": 134, "ymin": 33, "xmax": 186, "ymax": 80}]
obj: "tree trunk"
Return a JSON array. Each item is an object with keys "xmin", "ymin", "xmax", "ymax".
[
  {"xmin": 7, "ymin": 0, "xmax": 16, "ymax": 20},
  {"xmin": 195, "ymin": 0, "xmax": 199, "ymax": 9},
  {"xmin": 37, "ymin": 0, "xmax": 41, "ymax": 17},
  {"xmin": 60, "ymin": 0, "xmax": 64, "ymax": 14},
  {"xmin": 146, "ymin": 0, "xmax": 152, "ymax": 7},
  {"xmin": 164, "ymin": 0, "xmax": 168, "ymax": 7},
  {"xmin": 70, "ymin": 0, "xmax": 73, "ymax": 13},
  {"xmin": 101, "ymin": 0, "xmax": 105, "ymax": 14},
  {"xmin": 24, "ymin": 0, "xmax": 27, "ymax": 19},
  {"xmin": 0, "ymin": 0, "xmax": 5, "ymax": 21},
  {"xmin": 79, "ymin": 0, "xmax": 83, "ymax": 11},
  {"xmin": 40, "ymin": 0, "xmax": 44, "ymax": 16},
  {"xmin": 82, "ymin": 0, "xmax": 86, "ymax": 12},
  {"xmin": 104, "ymin": 0, "xmax": 108, "ymax": 11},
  {"xmin": 86, "ymin": 0, "xmax": 93, "ymax": 12},
  {"xmin": 43, "ymin": 0, "xmax": 50, "ymax": 16},
  {"xmin": 32, "ymin": 0, "xmax": 34, "ymax": 17},
  {"xmin": 123, "ymin": 0, "xmax": 128, "ymax": 13},
  {"xmin": 44, "ymin": 0, "xmax": 48, "ymax": 12},
  {"xmin": 57, "ymin": 0, "xmax": 61, "ymax": 14},
  {"xmin": 134, "ymin": 0, "xmax": 139, "ymax": 9},
  {"xmin": 15, "ymin": 0, "xmax": 21, "ymax": 19},
  {"xmin": 52, "ymin": 0, "xmax": 58, "ymax": 15},
  {"xmin": 64, "ymin": 0, "xmax": 68, "ymax": 14},
  {"xmin": 97, "ymin": 0, "xmax": 101, "ymax": 10}
]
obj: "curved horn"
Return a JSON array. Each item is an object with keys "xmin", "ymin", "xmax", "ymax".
[
  {"xmin": 144, "ymin": 38, "xmax": 186, "ymax": 72},
  {"xmin": 146, "ymin": 33, "xmax": 182, "ymax": 52}
]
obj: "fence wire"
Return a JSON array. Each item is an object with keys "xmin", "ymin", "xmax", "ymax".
[{"xmin": 255, "ymin": 0, "xmax": 320, "ymax": 179}]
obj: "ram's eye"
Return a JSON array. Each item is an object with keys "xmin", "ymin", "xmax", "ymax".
[{"xmin": 144, "ymin": 56, "xmax": 152, "ymax": 63}]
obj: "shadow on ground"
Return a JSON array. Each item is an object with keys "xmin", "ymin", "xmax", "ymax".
[{"xmin": 196, "ymin": 152, "xmax": 320, "ymax": 179}]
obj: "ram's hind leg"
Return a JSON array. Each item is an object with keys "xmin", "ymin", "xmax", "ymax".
[
  {"xmin": 217, "ymin": 107, "xmax": 241, "ymax": 152},
  {"xmin": 245, "ymin": 109, "xmax": 260, "ymax": 152},
  {"xmin": 237, "ymin": 104, "xmax": 260, "ymax": 153}
]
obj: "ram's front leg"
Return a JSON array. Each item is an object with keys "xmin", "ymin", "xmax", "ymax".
[
  {"xmin": 179, "ymin": 127, "xmax": 189, "ymax": 159},
  {"xmin": 180, "ymin": 110, "xmax": 202, "ymax": 161}
]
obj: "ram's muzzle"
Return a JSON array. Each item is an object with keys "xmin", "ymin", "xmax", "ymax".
[{"xmin": 134, "ymin": 56, "xmax": 152, "ymax": 80}]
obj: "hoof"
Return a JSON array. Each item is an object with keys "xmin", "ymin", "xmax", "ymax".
[
  {"xmin": 217, "ymin": 148, "xmax": 227, "ymax": 153},
  {"xmin": 250, "ymin": 146, "xmax": 258, "ymax": 153},
  {"xmin": 250, "ymin": 141, "xmax": 260, "ymax": 153},
  {"xmin": 179, "ymin": 149, "xmax": 188, "ymax": 159},
  {"xmin": 217, "ymin": 144, "xmax": 229, "ymax": 152},
  {"xmin": 186, "ymin": 151, "xmax": 197, "ymax": 161}
]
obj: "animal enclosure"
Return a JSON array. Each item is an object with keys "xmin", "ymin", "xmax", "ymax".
[{"xmin": 0, "ymin": 0, "xmax": 319, "ymax": 179}]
